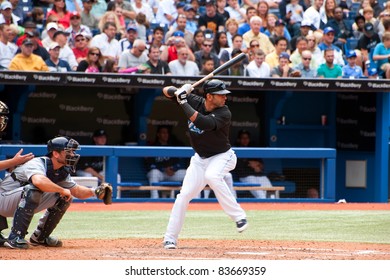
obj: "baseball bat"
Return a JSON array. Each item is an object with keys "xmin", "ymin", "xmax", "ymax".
[{"xmin": 163, "ymin": 52, "xmax": 247, "ymax": 98}]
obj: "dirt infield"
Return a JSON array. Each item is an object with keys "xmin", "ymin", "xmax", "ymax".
[{"xmin": 2, "ymin": 202, "xmax": 390, "ymax": 260}]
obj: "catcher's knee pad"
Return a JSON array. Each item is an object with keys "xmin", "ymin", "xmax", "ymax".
[
  {"xmin": 11, "ymin": 188, "xmax": 42, "ymax": 237},
  {"xmin": 32, "ymin": 197, "xmax": 71, "ymax": 241}
]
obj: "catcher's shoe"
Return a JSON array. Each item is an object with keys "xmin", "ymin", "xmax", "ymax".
[
  {"xmin": 4, "ymin": 236, "xmax": 29, "ymax": 249},
  {"xmin": 236, "ymin": 219, "xmax": 248, "ymax": 233},
  {"xmin": 30, "ymin": 236, "xmax": 63, "ymax": 247},
  {"xmin": 163, "ymin": 241, "xmax": 177, "ymax": 249}
]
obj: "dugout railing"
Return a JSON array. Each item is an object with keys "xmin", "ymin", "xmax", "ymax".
[{"xmin": 0, "ymin": 145, "xmax": 336, "ymax": 203}]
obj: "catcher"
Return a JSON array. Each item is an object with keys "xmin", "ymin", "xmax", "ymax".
[{"xmin": 0, "ymin": 136, "xmax": 112, "ymax": 249}]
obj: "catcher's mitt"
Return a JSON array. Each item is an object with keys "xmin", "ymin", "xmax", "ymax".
[{"xmin": 94, "ymin": 183, "xmax": 113, "ymax": 205}]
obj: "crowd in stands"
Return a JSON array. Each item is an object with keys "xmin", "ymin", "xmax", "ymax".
[{"xmin": 0, "ymin": 0, "xmax": 389, "ymax": 78}]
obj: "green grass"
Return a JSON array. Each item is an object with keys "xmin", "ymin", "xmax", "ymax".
[{"xmin": 5, "ymin": 210, "xmax": 390, "ymax": 244}]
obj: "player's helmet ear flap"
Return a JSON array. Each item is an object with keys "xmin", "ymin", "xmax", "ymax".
[
  {"xmin": 0, "ymin": 101, "xmax": 9, "ymax": 132},
  {"xmin": 47, "ymin": 136, "xmax": 81, "ymax": 172},
  {"xmin": 203, "ymin": 79, "xmax": 231, "ymax": 95}
]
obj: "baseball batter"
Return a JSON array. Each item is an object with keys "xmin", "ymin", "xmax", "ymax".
[
  {"xmin": 0, "ymin": 136, "xmax": 112, "ymax": 249},
  {"xmin": 162, "ymin": 79, "xmax": 248, "ymax": 249}
]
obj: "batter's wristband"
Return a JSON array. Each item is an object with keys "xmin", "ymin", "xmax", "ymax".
[{"xmin": 181, "ymin": 102, "xmax": 197, "ymax": 119}]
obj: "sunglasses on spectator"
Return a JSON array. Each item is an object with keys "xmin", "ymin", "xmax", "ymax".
[
  {"xmin": 302, "ymin": 57, "xmax": 311, "ymax": 60},
  {"xmin": 71, "ymin": 17, "xmax": 80, "ymax": 20},
  {"xmin": 203, "ymin": 44, "xmax": 212, "ymax": 47},
  {"xmin": 76, "ymin": 38, "xmax": 85, "ymax": 42},
  {"xmin": 90, "ymin": 52, "xmax": 100, "ymax": 56},
  {"xmin": 250, "ymin": 44, "xmax": 259, "ymax": 47}
]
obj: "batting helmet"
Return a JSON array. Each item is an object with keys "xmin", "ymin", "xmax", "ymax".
[
  {"xmin": 47, "ymin": 136, "xmax": 80, "ymax": 172},
  {"xmin": 0, "ymin": 101, "xmax": 9, "ymax": 132},
  {"xmin": 203, "ymin": 79, "xmax": 231, "ymax": 95}
]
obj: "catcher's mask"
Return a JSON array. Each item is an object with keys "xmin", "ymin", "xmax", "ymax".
[
  {"xmin": 47, "ymin": 136, "xmax": 80, "ymax": 172},
  {"xmin": 0, "ymin": 101, "xmax": 9, "ymax": 132}
]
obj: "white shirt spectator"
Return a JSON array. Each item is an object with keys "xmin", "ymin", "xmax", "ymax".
[
  {"xmin": 118, "ymin": 49, "xmax": 148, "ymax": 69},
  {"xmin": 90, "ymin": 32, "xmax": 121, "ymax": 60},
  {"xmin": 0, "ymin": 40, "xmax": 17, "ymax": 69},
  {"xmin": 168, "ymin": 60, "xmax": 199, "ymax": 76},
  {"xmin": 246, "ymin": 60, "xmax": 271, "ymax": 77},
  {"xmin": 59, "ymin": 45, "xmax": 78, "ymax": 69},
  {"xmin": 131, "ymin": 1, "xmax": 154, "ymax": 20},
  {"xmin": 303, "ymin": 6, "xmax": 321, "ymax": 30},
  {"xmin": 155, "ymin": 0, "xmax": 177, "ymax": 26}
]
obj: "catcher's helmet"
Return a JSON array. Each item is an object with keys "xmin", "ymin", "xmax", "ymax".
[
  {"xmin": 0, "ymin": 101, "xmax": 9, "ymax": 132},
  {"xmin": 203, "ymin": 79, "xmax": 231, "ymax": 95},
  {"xmin": 47, "ymin": 136, "xmax": 80, "ymax": 172}
]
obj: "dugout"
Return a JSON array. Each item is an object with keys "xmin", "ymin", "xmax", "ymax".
[{"xmin": 0, "ymin": 72, "xmax": 388, "ymax": 202}]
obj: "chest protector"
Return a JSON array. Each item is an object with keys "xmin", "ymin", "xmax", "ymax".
[{"xmin": 41, "ymin": 157, "xmax": 71, "ymax": 183}]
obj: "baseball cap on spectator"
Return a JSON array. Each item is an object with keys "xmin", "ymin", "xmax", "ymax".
[
  {"xmin": 275, "ymin": 19, "xmax": 286, "ymax": 26},
  {"xmin": 126, "ymin": 23, "xmax": 137, "ymax": 32},
  {"xmin": 364, "ymin": 22, "xmax": 374, "ymax": 35},
  {"xmin": 204, "ymin": 29, "xmax": 214, "ymax": 39},
  {"xmin": 323, "ymin": 27, "xmax": 335, "ymax": 35},
  {"xmin": 46, "ymin": 22, "xmax": 59, "ymax": 31},
  {"xmin": 70, "ymin": 11, "xmax": 81, "ymax": 18},
  {"xmin": 173, "ymin": 30, "xmax": 185, "ymax": 37},
  {"xmin": 24, "ymin": 21, "xmax": 37, "ymax": 29},
  {"xmin": 279, "ymin": 52, "xmax": 290, "ymax": 61},
  {"xmin": 184, "ymin": 4, "xmax": 195, "ymax": 12},
  {"xmin": 25, "ymin": 30, "xmax": 40, "ymax": 37},
  {"xmin": 22, "ymin": 38, "xmax": 34, "ymax": 46},
  {"xmin": 93, "ymin": 129, "xmax": 107, "ymax": 137},
  {"xmin": 0, "ymin": 1, "xmax": 12, "ymax": 10},
  {"xmin": 205, "ymin": 0, "xmax": 216, "ymax": 6},
  {"xmin": 176, "ymin": 2, "xmax": 186, "ymax": 8},
  {"xmin": 368, "ymin": 68, "xmax": 378, "ymax": 76},
  {"xmin": 75, "ymin": 31, "xmax": 91, "ymax": 41},
  {"xmin": 346, "ymin": 50, "xmax": 357, "ymax": 58},
  {"xmin": 300, "ymin": 19, "xmax": 311, "ymax": 27},
  {"xmin": 48, "ymin": 42, "xmax": 60, "ymax": 50}
]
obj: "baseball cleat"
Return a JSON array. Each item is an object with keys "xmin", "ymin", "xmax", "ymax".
[
  {"xmin": 30, "ymin": 236, "xmax": 63, "ymax": 247},
  {"xmin": 163, "ymin": 241, "xmax": 177, "ymax": 249},
  {"xmin": 236, "ymin": 219, "xmax": 248, "ymax": 233},
  {"xmin": 4, "ymin": 236, "xmax": 29, "ymax": 249}
]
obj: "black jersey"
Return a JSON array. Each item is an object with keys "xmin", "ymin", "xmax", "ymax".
[{"xmin": 186, "ymin": 94, "xmax": 231, "ymax": 158}]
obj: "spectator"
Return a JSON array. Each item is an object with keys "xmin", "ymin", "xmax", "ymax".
[
  {"xmin": 134, "ymin": 12, "xmax": 149, "ymax": 42},
  {"xmin": 17, "ymin": 30, "xmax": 50, "ymax": 61},
  {"xmin": 290, "ymin": 36, "xmax": 308, "ymax": 68},
  {"xmin": 325, "ymin": 6, "xmax": 353, "ymax": 47},
  {"xmin": 247, "ymin": 38, "xmax": 260, "ymax": 61},
  {"xmin": 155, "ymin": 0, "xmax": 178, "ymax": 26},
  {"xmin": 65, "ymin": 11, "xmax": 92, "ymax": 48},
  {"xmin": 233, "ymin": 130, "xmax": 273, "ymax": 199},
  {"xmin": 76, "ymin": 46, "xmax": 103, "ymax": 72},
  {"xmin": 16, "ymin": 22, "xmax": 41, "ymax": 47},
  {"xmin": 317, "ymin": 48, "xmax": 342, "ymax": 78},
  {"xmin": 98, "ymin": 11, "xmax": 124, "ymax": 39},
  {"xmin": 168, "ymin": 47, "xmax": 199, "ymax": 75},
  {"xmin": 369, "ymin": 0, "xmax": 384, "ymax": 18},
  {"xmin": 286, "ymin": 0, "xmax": 304, "ymax": 36},
  {"xmin": 161, "ymin": 31, "xmax": 195, "ymax": 62},
  {"xmin": 267, "ymin": 18, "xmax": 292, "ymax": 47},
  {"xmin": 227, "ymin": 48, "xmax": 247, "ymax": 76},
  {"xmin": 243, "ymin": 16, "xmax": 275, "ymax": 55},
  {"xmin": 183, "ymin": 4, "xmax": 198, "ymax": 34},
  {"xmin": 195, "ymin": 38, "xmax": 220, "ymax": 70},
  {"xmin": 357, "ymin": 22, "xmax": 381, "ymax": 67},
  {"xmin": 342, "ymin": 50, "xmax": 364, "ymax": 78},
  {"xmin": 238, "ymin": 6, "xmax": 257, "ymax": 36},
  {"xmin": 145, "ymin": 44, "xmax": 171, "ymax": 74},
  {"xmin": 225, "ymin": 18, "xmax": 239, "ymax": 48},
  {"xmin": 90, "ymin": 21, "xmax": 121, "ymax": 61},
  {"xmin": 290, "ymin": 19, "xmax": 312, "ymax": 52},
  {"xmin": 76, "ymin": 129, "xmax": 119, "ymax": 183},
  {"xmin": 65, "ymin": 0, "xmax": 83, "ymax": 13},
  {"xmin": 0, "ymin": 1, "xmax": 21, "ymax": 26},
  {"xmin": 225, "ymin": 0, "xmax": 246, "ymax": 27},
  {"xmin": 256, "ymin": 1, "xmax": 269, "ymax": 31},
  {"xmin": 46, "ymin": 0, "xmax": 72, "ymax": 29},
  {"xmin": 147, "ymin": 26, "xmax": 165, "ymax": 50},
  {"xmin": 302, "ymin": 0, "xmax": 324, "ymax": 30},
  {"xmin": 42, "ymin": 22, "xmax": 60, "ymax": 49},
  {"xmin": 131, "ymin": 0, "xmax": 154, "ymax": 21},
  {"xmin": 200, "ymin": 57, "xmax": 215, "ymax": 75},
  {"xmin": 30, "ymin": 7, "xmax": 45, "ymax": 29},
  {"xmin": 265, "ymin": 36, "xmax": 289, "ymax": 69},
  {"xmin": 45, "ymin": 42, "xmax": 72, "ymax": 72},
  {"xmin": 41, "ymin": 15, "xmax": 63, "ymax": 40},
  {"xmin": 319, "ymin": 0, "xmax": 336, "ymax": 29},
  {"xmin": 367, "ymin": 67, "xmax": 379, "ymax": 79},
  {"xmin": 9, "ymin": 38, "xmax": 49, "ymax": 71},
  {"xmin": 0, "ymin": 23, "xmax": 18, "ymax": 69},
  {"xmin": 165, "ymin": 14, "xmax": 194, "ymax": 48},
  {"xmin": 246, "ymin": 49, "xmax": 271, "ymax": 77},
  {"xmin": 318, "ymin": 27, "xmax": 345, "ymax": 66},
  {"xmin": 72, "ymin": 32, "xmax": 90, "ymax": 63},
  {"xmin": 271, "ymin": 52, "xmax": 300, "ymax": 77},
  {"xmin": 306, "ymin": 32, "xmax": 322, "ymax": 69},
  {"xmin": 293, "ymin": 49, "xmax": 317, "ymax": 77},
  {"xmin": 226, "ymin": 34, "xmax": 248, "ymax": 58},
  {"xmin": 91, "ymin": 0, "xmax": 107, "ymax": 21},
  {"xmin": 113, "ymin": 5, "xmax": 126, "ymax": 33},
  {"xmin": 190, "ymin": 29, "xmax": 205, "ymax": 53},
  {"xmin": 118, "ymin": 38, "xmax": 148, "ymax": 72},
  {"xmin": 145, "ymin": 125, "xmax": 187, "ymax": 199},
  {"xmin": 54, "ymin": 30, "xmax": 78, "ymax": 70},
  {"xmin": 81, "ymin": 0, "xmax": 99, "ymax": 31},
  {"xmin": 216, "ymin": 0, "xmax": 230, "ymax": 23},
  {"xmin": 198, "ymin": 0, "xmax": 225, "ymax": 34},
  {"xmin": 107, "ymin": 0, "xmax": 136, "ymax": 22},
  {"xmin": 214, "ymin": 31, "xmax": 230, "ymax": 63},
  {"xmin": 102, "ymin": 58, "xmax": 118, "ymax": 72},
  {"xmin": 119, "ymin": 23, "xmax": 138, "ymax": 51},
  {"xmin": 353, "ymin": 15, "xmax": 366, "ymax": 40},
  {"xmin": 373, "ymin": 31, "xmax": 390, "ymax": 79}
]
